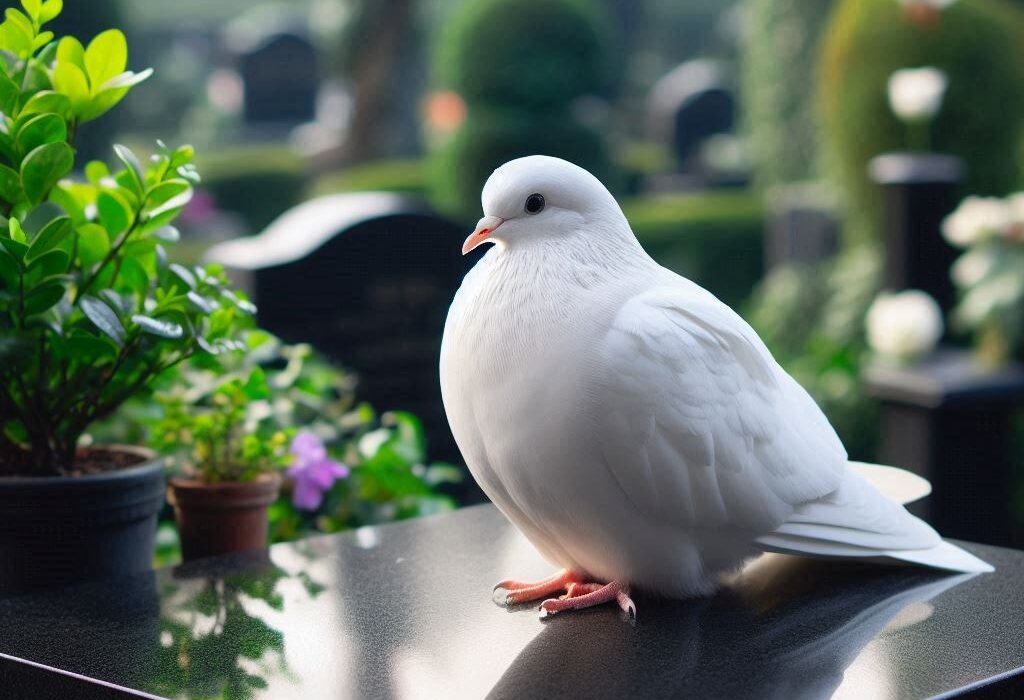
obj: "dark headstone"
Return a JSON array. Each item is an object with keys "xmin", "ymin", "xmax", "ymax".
[
  {"xmin": 206, "ymin": 194, "xmax": 476, "ymax": 471},
  {"xmin": 869, "ymin": 153, "xmax": 965, "ymax": 315},
  {"xmin": 648, "ymin": 60, "xmax": 735, "ymax": 174},
  {"xmin": 864, "ymin": 348, "xmax": 1024, "ymax": 546},
  {"xmin": 766, "ymin": 183, "xmax": 841, "ymax": 270},
  {"xmin": 236, "ymin": 31, "xmax": 318, "ymax": 125}
]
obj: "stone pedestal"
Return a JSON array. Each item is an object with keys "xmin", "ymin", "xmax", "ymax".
[
  {"xmin": 868, "ymin": 152, "xmax": 964, "ymax": 314},
  {"xmin": 864, "ymin": 348, "xmax": 1024, "ymax": 545}
]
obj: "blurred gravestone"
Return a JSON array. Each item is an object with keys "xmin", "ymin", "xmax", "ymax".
[
  {"xmin": 234, "ymin": 31, "xmax": 319, "ymax": 126},
  {"xmin": 206, "ymin": 194, "xmax": 478, "ymax": 479},
  {"xmin": 766, "ymin": 183, "xmax": 841, "ymax": 270},
  {"xmin": 647, "ymin": 60, "xmax": 735, "ymax": 187}
]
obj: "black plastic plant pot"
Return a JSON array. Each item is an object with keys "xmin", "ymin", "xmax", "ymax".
[{"xmin": 0, "ymin": 447, "xmax": 165, "ymax": 598}]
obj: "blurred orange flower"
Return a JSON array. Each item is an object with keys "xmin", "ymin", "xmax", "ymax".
[{"xmin": 423, "ymin": 90, "xmax": 467, "ymax": 134}]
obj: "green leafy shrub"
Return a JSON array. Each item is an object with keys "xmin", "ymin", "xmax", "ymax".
[
  {"xmin": 310, "ymin": 159, "xmax": 429, "ymax": 200},
  {"xmin": 819, "ymin": 0, "xmax": 1024, "ymax": 243},
  {"xmin": 198, "ymin": 145, "xmax": 308, "ymax": 232},
  {"xmin": 0, "ymin": 2, "xmax": 253, "ymax": 475},
  {"xmin": 431, "ymin": 0, "xmax": 617, "ymax": 219},
  {"xmin": 741, "ymin": 0, "xmax": 835, "ymax": 189},
  {"xmin": 622, "ymin": 191, "xmax": 764, "ymax": 308},
  {"xmin": 434, "ymin": 106, "xmax": 614, "ymax": 220}
]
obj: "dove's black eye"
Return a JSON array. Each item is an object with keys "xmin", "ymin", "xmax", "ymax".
[{"xmin": 525, "ymin": 193, "xmax": 545, "ymax": 215}]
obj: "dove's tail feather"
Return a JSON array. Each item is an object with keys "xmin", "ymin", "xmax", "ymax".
[
  {"xmin": 756, "ymin": 532, "xmax": 994, "ymax": 573},
  {"xmin": 755, "ymin": 467, "xmax": 994, "ymax": 574},
  {"xmin": 849, "ymin": 461, "xmax": 931, "ymax": 505}
]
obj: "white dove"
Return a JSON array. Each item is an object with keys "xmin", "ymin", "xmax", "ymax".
[{"xmin": 439, "ymin": 155, "xmax": 993, "ymax": 618}]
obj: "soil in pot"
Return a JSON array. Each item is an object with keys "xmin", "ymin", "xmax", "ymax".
[
  {"xmin": 0, "ymin": 446, "xmax": 166, "ymax": 598},
  {"xmin": 168, "ymin": 473, "xmax": 282, "ymax": 562}
]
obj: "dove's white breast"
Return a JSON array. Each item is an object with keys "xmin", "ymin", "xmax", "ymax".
[{"xmin": 441, "ymin": 246, "xmax": 762, "ymax": 594}]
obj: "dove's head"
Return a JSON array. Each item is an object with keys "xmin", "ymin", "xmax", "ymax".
[{"xmin": 462, "ymin": 156, "xmax": 632, "ymax": 255}]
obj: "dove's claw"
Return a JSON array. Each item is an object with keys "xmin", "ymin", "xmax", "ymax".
[
  {"xmin": 537, "ymin": 581, "xmax": 633, "ymax": 618},
  {"xmin": 493, "ymin": 569, "xmax": 580, "ymax": 606}
]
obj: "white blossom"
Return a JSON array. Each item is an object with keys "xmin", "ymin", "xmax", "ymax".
[
  {"xmin": 887, "ymin": 67, "xmax": 948, "ymax": 123},
  {"xmin": 898, "ymin": 0, "xmax": 959, "ymax": 9},
  {"xmin": 866, "ymin": 290, "xmax": 944, "ymax": 363},
  {"xmin": 942, "ymin": 196, "xmax": 1011, "ymax": 247}
]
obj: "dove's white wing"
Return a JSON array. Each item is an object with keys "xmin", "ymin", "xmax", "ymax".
[{"xmin": 594, "ymin": 284, "xmax": 992, "ymax": 574}]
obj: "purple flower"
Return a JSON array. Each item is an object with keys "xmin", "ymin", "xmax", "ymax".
[{"xmin": 287, "ymin": 431, "xmax": 349, "ymax": 511}]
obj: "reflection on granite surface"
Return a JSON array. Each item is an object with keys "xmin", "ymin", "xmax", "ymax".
[{"xmin": 1, "ymin": 504, "xmax": 1023, "ymax": 699}]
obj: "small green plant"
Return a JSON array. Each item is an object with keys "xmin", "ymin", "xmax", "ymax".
[
  {"xmin": 153, "ymin": 363, "xmax": 292, "ymax": 484},
  {"xmin": 0, "ymin": 1, "xmax": 252, "ymax": 475}
]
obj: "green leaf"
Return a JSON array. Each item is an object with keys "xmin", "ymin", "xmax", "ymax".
[
  {"xmin": 4, "ymin": 9, "xmax": 33, "ymax": 42},
  {"xmin": 25, "ymin": 248, "xmax": 67, "ymax": 278},
  {"xmin": 20, "ymin": 90, "xmax": 71, "ymax": 119},
  {"xmin": 0, "ymin": 15, "xmax": 33, "ymax": 57},
  {"xmin": 55, "ymin": 35, "xmax": 84, "ymax": 70},
  {"xmin": 0, "ymin": 236, "xmax": 27, "ymax": 261},
  {"xmin": 84, "ymin": 29, "xmax": 126, "ymax": 89},
  {"xmin": 0, "ymin": 164, "xmax": 21, "ymax": 203},
  {"xmin": 23, "ymin": 281, "xmax": 65, "ymax": 314},
  {"xmin": 8, "ymin": 217, "xmax": 25, "ymax": 243},
  {"xmin": 170, "ymin": 144, "xmax": 194, "ymax": 169},
  {"xmin": 38, "ymin": 0, "xmax": 60, "ymax": 24},
  {"xmin": 32, "ymin": 30, "xmax": 53, "ymax": 52},
  {"xmin": 20, "ymin": 141, "xmax": 72, "ymax": 205},
  {"xmin": 131, "ymin": 313, "xmax": 182, "ymax": 339},
  {"xmin": 16, "ymin": 113, "xmax": 66, "ymax": 157},
  {"xmin": 243, "ymin": 367, "xmax": 271, "ymax": 400},
  {"xmin": 80, "ymin": 295, "xmax": 124, "ymax": 344},
  {"xmin": 52, "ymin": 61, "xmax": 89, "ymax": 113},
  {"xmin": 0, "ymin": 70, "xmax": 18, "ymax": 114},
  {"xmin": 24, "ymin": 215, "xmax": 69, "ymax": 264},
  {"xmin": 20, "ymin": 0, "xmax": 40, "ymax": 22},
  {"xmin": 78, "ymin": 69, "xmax": 152, "ymax": 122},
  {"xmin": 84, "ymin": 160, "xmax": 109, "ymax": 184},
  {"xmin": 97, "ymin": 188, "xmax": 132, "ymax": 235},
  {"xmin": 112, "ymin": 143, "xmax": 144, "ymax": 196},
  {"xmin": 76, "ymin": 222, "xmax": 108, "ymax": 268},
  {"xmin": 145, "ymin": 179, "xmax": 190, "ymax": 208},
  {"xmin": 168, "ymin": 263, "xmax": 195, "ymax": 290}
]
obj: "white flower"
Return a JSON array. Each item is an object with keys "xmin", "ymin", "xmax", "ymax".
[
  {"xmin": 866, "ymin": 290, "xmax": 944, "ymax": 362},
  {"xmin": 887, "ymin": 67, "xmax": 948, "ymax": 123},
  {"xmin": 942, "ymin": 196, "xmax": 1011, "ymax": 247}
]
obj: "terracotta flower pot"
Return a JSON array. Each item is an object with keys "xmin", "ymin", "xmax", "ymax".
[
  {"xmin": 0, "ymin": 445, "xmax": 165, "ymax": 598},
  {"xmin": 168, "ymin": 473, "xmax": 282, "ymax": 562}
]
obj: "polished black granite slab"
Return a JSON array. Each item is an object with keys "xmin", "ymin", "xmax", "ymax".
[{"xmin": 2, "ymin": 504, "xmax": 1024, "ymax": 699}]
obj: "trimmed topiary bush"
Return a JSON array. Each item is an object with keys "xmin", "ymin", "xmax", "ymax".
[
  {"xmin": 741, "ymin": 0, "xmax": 835, "ymax": 190},
  {"xmin": 432, "ymin": 0, "xmax": 617, "ymax": 219},
  {"xmin": 197, "ymin": 146, "xmax": 309, "ymax": 232},
  {"xmin": 436, "ymin": 0, "xmax": 611, "ymax": 110},
  {"xmin": 623, "ymin": 191, "xmax": 764, "ymax": 308},
  {"xmin": 819, "ymin": 0, "xmax": 1024, "ymax": 243}
]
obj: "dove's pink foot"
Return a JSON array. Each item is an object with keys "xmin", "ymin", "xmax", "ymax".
[{"xmin": 493, "ymin": 570, "xmax": 636, "ymax": 618}]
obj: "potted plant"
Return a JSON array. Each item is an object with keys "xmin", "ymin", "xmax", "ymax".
[
  {"xmin": 0, "ymin": 1, "xmax": 252, "ymax": 595},
  {"xmin": 156, "ymin": 356, "xmax": 293, "ymax": 562}
]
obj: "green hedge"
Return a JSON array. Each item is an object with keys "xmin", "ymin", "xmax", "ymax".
[
  {"xmin": 819, "ymin": 0, "xmax": 1024, "ymax": 243},
  {"xmin": 623, "ymin": 191, "xmax": 764, "ymax": 308},
  {"xmin": 310, "ymin": 159, "xmax": 429, "ymax": 200},
  {"xmin": 741, "ymin": 0, "xmax": 835, "ymax": 189},
  {"xmin": 198, "ymin": 146, "xmax": 310, "ymax": 233}
]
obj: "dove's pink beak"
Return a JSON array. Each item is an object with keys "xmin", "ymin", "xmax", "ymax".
[{"xmin": 462, "ymin": 216, "xmax": 504, "ymax": 255}]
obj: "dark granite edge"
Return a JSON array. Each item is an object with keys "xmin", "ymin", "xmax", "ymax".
[{"xmin": 0, "ymin": 652, "xmax": 163, "ymax": 699}]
